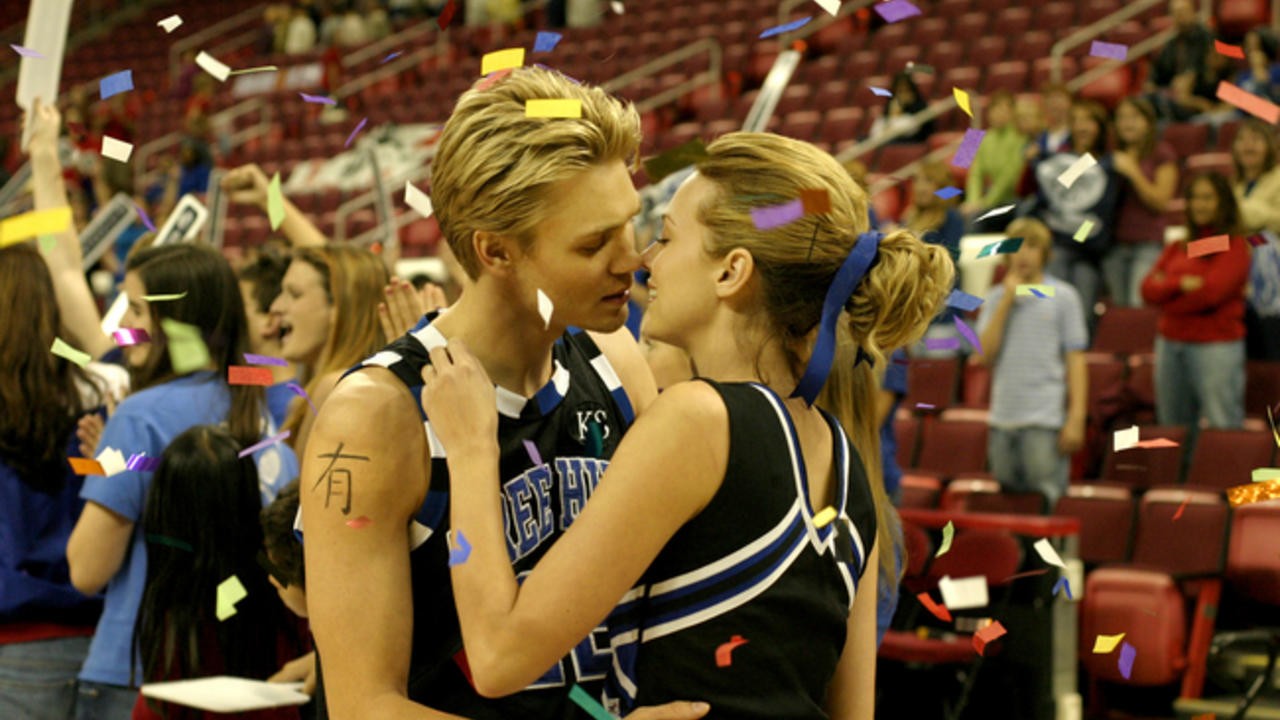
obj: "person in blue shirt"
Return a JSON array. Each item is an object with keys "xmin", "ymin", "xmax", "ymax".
[
  {"xmin": 237, "ymin": 250, "xmax": 298, "ymax": 429},
  {"xmin": 0, "ymin": 246, "xmax": 123, "ymax": 720},
  {"xmin": 65, "ymin": 243, "xmax": 298, "ymax": 719}
]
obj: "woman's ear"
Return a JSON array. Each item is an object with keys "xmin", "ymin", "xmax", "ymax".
[{"xmin": 714, "ymin": 247, "xmax": 755, "ymax": 301}]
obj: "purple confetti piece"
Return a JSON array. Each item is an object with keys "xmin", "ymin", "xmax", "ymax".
[
  {"xmin": 448, "ymin": 529, "xmax": 472, "ymax": 566},
  {"xmin": 238, "ymin": 430, "xmax": 291, "ymax": 458},
  {"xmin": 534, "ymin": 31, "xmax": 562, "ymax": 53},
  {"xmin": 1118, "ymin": 641, "xmax": 1136, "ymax": 679},
  {"xmin": 955, "ymin": 316, "xmax": 982, "ymax": 354},
  {"xmin": 523, "ymin": 439, "xmax": 543, "ymax": 467},
  {"xmin": 759, "ymin": 16, "xmax": 813, "ymax": 38},
  {"xmin": 112, "ymin": 328, "xmax": 151, "ymax": 347},
  {"xmin": 11, "ymin": 44, "xmax": 44, "ymax": 58},
  {"xmin": 99, "ymin": 70, "xmax": 133, "ymax": 100},
  {"xmin": 951, "ymin": 128, "xmax": 986, "ymax": 169},
  {"xmin": 870, "ymin": 86, "xmax": 893, "ymax": 97},
  {"xmin": 1030, "ymin": 288, "xmax": 1048, "ymax": 298},
  {"xmin": 134, "ymin": 202, "xmax": 156, "ymax": 232},
  {"xmin": 380, "ymin": 51, "xmax": 402, "ymax": 64},
  {"xmin": 243, "ymin": 352, "xmax": 289, "ymax": 367},
  {"xmin": 126, "ymin": 453, "xmax": 162, "ymax": 472},
  {"xmin": 945, "ymin": 289, "xmax": 983, "ymax": 312},
  {"xmin": 1052, "ymin": 576, "xmax": 1073, "ymax": 600},
  {"xmin": 915, "ymin": 403, "xmax": 936, "ymax": 410},
  {"xmin": 924, "ymin": 337, "xmax": 961, "ymax": 351},
  {"xmin": 934, "ymin": 186, "xmax": 963, "ymax": 200},
  {"xmin": 344, "ymin": 117, "xmax": 368, "ymax": 148},
  {"xmin": 286, "ymin": 382, "xmax": 318, "ymax": 415},
  {"xmin": 299, "ymin": 92, "xmax": 337, "ymax": 105},
  {"xmin": 874, "ymin": 0, "xmax": 922, "ymax": 23},
  {"xmin": 1089, "ymin": 40, "xmax": 1128, "ymax": 61},
  {"xmin": 751, "ymin": 199, "xmax": 806, "ymax": 229}
]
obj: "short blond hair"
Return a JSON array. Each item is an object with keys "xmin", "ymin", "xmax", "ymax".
[
  {"xmin": 431, "ymin": 67, "xmax": 641, "ymax": 278},
  {"xmin": 1005, "ymin": 217, "xmax": 1052, "ymax": 263}
]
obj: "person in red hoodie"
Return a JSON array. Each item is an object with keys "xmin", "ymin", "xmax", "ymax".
[{"xmin": 1141, "ymin": 172, "xmax": 1251, "ymax": 434}]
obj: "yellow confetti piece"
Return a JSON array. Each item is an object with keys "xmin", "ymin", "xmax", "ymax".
[
  {"xmin": 0, "ymin": 206, "xmax": 72, "ymax": 247},
  {"xmin": 228, "ymin": 65, "xmax": 278, "ymax": 76},
  {"xmin": 1253, "ymin": 468, "xmax": 1280, "ymax": 482},
  {"xmin": 1074, "ymin": 220, "xmax": 1095, "ymax": 242},
  {"xmin": 481, "ymin": 47, "xmax": 525, "ymax": 76},
  {"xmin": 142, "ymin": 292, "xmax": 188, "ymax": 302},
  {"xmin": 216, "ymin": 575, "xmax": 248, "ymax": 621},
  {"xmin": 953, "ymin": 87, "xmax": 972, "ymax": 117},
  {"xmin": 1015, "ymin": 284, "xmax": 1056, "ymax": 297},
  {"xmin": 812, "ymin": 506, "xmax": 837, "ymax": 527},
  {"xmin": 267, "ymin": 172, "xmax": 285, "ymax": 231},
  {"xmin": 1092, "ymin": 633, "xmax": 1126, "ymax": 654},
  {"xmin": 525, "ymin": 98, "xmax": 583, "ymax": 118},
  {"xmin": 935, "ymin": 520, "xmax": 954, "ymax": 557},
  {"xmin": 51, "ymin": 337, "xmax": 91, "ymax": 367}
]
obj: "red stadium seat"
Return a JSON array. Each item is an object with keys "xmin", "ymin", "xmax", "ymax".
[
  {"xmin": 1216, "ymin": 121, "xmax": 1243, "ymax": 152},
  {"xmin": 925, "ymin": 42, "xmax": 966, "ymax": 74},
  {"xmin": 821, "ymin": 107, "xmax": 864, "ymax": 144},
  {"xmin": 967, "ymin": 37, "xmax": 1009, "ymax": 71},
  {"xmin": 1245, "ymin": 361, "xmax": 1280, "ymax": 419},
  {"xmin": 1226, "ymin": 500, "xmax": 1280, "ymax": 605},
  {"xmin": 991, "ymin": 7, "xmax": 1032, "ymax": 38},
  {"xmin": 875, "ymin": 143, "xmax": 930, "ymax": 175},
  {"xmin": 940, "ymin": 67, "xmax": 982, "ymax": 97},
  {"xmin": 1092, "ymin": 306, "xmax": 1159, "ymax": 355},
  {"xmin": 1162, "ymin": 123, "xmax": 1211, "ymax": 159},
  {"xmin": 912, "ymin": 18, "xmax": 950, "ymax": 48},
  {"xmin": 899, "ymin": 472, "xmax": 942, "ymax": 509},
  {"xmin": 1077, "ymin": 57, "xmax": 1132, "ymax": 109},
  {"xmin": 845, "ymin": 50, "xmax": 882, "ymax": 81},
  {"xmin": 1183, "ymin": 430, "xmax": 1275, "ymax": 492},
  {"xmin": 935, "ymin": 0, "xmax": 973, "ymax": 19},
  {"xmin": 780, "ymin": 111, "xmax": 822, "ymax": 141},
  {"xmin": 1218, "ymin": 0, "xmax": 1270, "ymax": 37},
  {"xmin": 1185, "ymin": 152, "xmax": 1236, "ymax": 181},
  {"xmin": 903, "ymin": 357, "xmax": 960, "ymax": 412},
  {"xmin": 982, "ymin": 62, "xmax": 1029, "ymax": 94},
  {"xmin": 1098, "ymin": 425, "xmax": 1189, "ymax": 490},
  {"xmin": 1036, "ymin": 2, "xmax": 1076, "ymax": 28},
  {"xmin": 1054, "ymin": 483, "xmax": 1136, "ymax": 565},
  {"xmin": 914, "ymin": 418, "xmax": 989, "ymax": 478},
  {"xmin": 960, "ymin": 361, "xmax": 991, "ymax": 409},
  {"xmin": 1132, "ymin": 488, "xmax": 1230, "ymax": 576},
  {"xmin": 894, "ymin": 414, "xmax": 922, "ymax": 472},
  {"xmin": 775, "ymin": 85, "xmax": 813, "ymax": 117},
  {"xmin": 1081, "ymin": 569, "xmax": 1190, "ymax": 685},
  {"xmin": 941, "ymin": 476, "xmax": 1048, "ymax": 515},
  {"xmin": 1012, "ymin": 31, "xmax": 1053, "ymax": 64},
  {"xmin": 886, "ymin": 45, "xmax": 925, "ymax": 76},
  {"xmin": 953, "ymin": 12, "xmax": 989, "ymax": 40}
]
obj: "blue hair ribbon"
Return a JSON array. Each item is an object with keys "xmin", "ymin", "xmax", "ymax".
[{"xmin": 791, "ymin": 230, "xmax": 883, "ymax": 406}]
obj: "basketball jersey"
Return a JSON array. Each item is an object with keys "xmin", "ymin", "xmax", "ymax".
[
  {"xmin": 311, "ymin": 312, "xmax": 636, "ymax": 720},
  {"xmin": 602, "ymin": 380, "xmax": 878, "ymax": 719}
]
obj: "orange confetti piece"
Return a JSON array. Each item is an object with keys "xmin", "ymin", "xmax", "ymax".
[
  {"xmin": 973, "ymin": 620, "xmax": 1006, "ymax": 656},
  {"xmin": 69, "ymin": 457, "xmax": 106, "ymax": 475},
  {"xmin": 1217, "ymin": 81, "xmax": 1280, "ymax": 124},
  {"xmin": 227, "ymin": 365, "xmax": 274, "ymax": 386},
  {"xmin": 1187, "ymin": 234, "xmax": 1231, "ymax": 258},
  {"xmin": 714, "ymin": 635, "xmax": 749, "ymax": 667},
  {"xmin": 1227, "ymin": 477, "xmax": 1280, "ymax": 508},
  {"xmin": 917, "ymin": 591, "xmax": 953, "ymax": 622}
]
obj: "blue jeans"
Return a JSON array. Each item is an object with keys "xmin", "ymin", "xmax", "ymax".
[
  {"xmin": 74, "ymin": 680, "xmax": 137, "ymax": 720},
  {"xmin": 1155, "ymin": 337, "xmax": 1246, "ymax": 430},
  {"xmin": 0, "ymin": 636, "xmax": 90, "ymax": 720},
  {"xmin": 1101, "ymin": 243, "xmax": 1164, "ymax": 308},
  {"xmin": 1047, "ymin": 245, "xmax": 1101, "ymax": 335},
  {"xmin": 988, "ymin": 426, "xmax": 1068, "ymax": 509}
]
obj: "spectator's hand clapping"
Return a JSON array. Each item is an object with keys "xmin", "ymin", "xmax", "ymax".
[{"xmin": 377, "ymin": 277, "xmax": 448, "ymax": 340}]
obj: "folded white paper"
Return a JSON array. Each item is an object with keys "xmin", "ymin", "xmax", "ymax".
[{"xmin": 141, "ymin": 676, "xmax": 308, "ymax": 713}]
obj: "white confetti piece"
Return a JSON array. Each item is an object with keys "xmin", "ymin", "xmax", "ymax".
[
  {"xmin": 96, "ymin": 447, "xmax": 128, "ymax": 477},
  {"xmin": 404, "ymin": 182, "xmax": 433, "ymax": 218},
  {"xmin": 814, "ymin": 0, "xmax": 840, "ymax": 14},
  {"xmin": 101, "ymin": 135, "xmax": 132, "ymax": 163},
  {"xmin": 195, "ymin": 51, "xmax": 230, "ymax": 82},
  {"xmin": 938, "ymin": 575, "xmax": 989, "ymax": 610},
  {"xmin": 1114, "ymin": 425, "xmax": 1139, "ymax": 451},
  {"xmin": 537, "ymin": 289, "xmax": 554, "ymax": 329},
  {"xmin": 1057, "ymin": 152, "xmax": 1097, "ymax": 188},
  {"xmin": 157, "ymin": 15, "xmax": 183, "ymax": 33},
  {"xmin": 1034, "ymin": 538, "xmax": 1066, "ymax": 568}
]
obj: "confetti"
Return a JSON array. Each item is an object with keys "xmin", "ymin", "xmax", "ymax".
[
  {"xmin": 237, "ymin": 430, "xmax": 291, "ymax": 459},
  {"xmin": 973, "ymin": 620, "xmax": 1006, "ymax": 656},
  {"xmin": 135, "ymin": 203, "xmax": 156, "ymax": 232},
  {"xmin": 917, "ymin": 591, "xmax": 952, "ymax": 622},
  {"xmin": 1052, "ymin": 577, "xmax": 1073, "ymax": 599},
  {"xmin": 1254, "ymin": 468, "xmax": 1280, "ymax": 482},
  {"xmin": 526, "ymin": 98, "xmax": 582, "ymax": 118},
  {"xmin": 11, "ymin": 44, "xmax": 44, "ymax": 58},
  {"xmin": 216, "ymin": 575, "xmax": 248, "ymax": 621},
  {"xmin": 157, "ymin": 15, "xmax": 183, "ymax": 33},
  {"xmin": 951, "ymin": 129, "xmax": 986, "ymax": 169},
  {"xmin": 1074, "ymin": 220, "xmax": 1095, "ymax": 242},
  {"xmin": 799, "ymin": 188, "xmax": 831, "ymax": 214},
  {"xmin": 523, "ymin": 439, "xmax": 544, "ymax": 467},
  {"xmin": 534, "ymin": 31, "xmax": 562, "ymax": 53},
  {"xmin": 1172, "ymin": 496, "xmax": 1189, "ymax": 520},
  {"xmin": 954, "ymin": 316, "xmax": 982, "ymax": 354},
  {"xmin": 814, "ymin": 0, "xmax": 841, "ymax": 15},
  {"xmin": 869, "ymin": 86, "xmax": 893, "ymax": 97},
  {"xmin": 126, "ymin": 453, "xmax": 161, "ymax": 472},
  {"xmin": 938, "ymin": 575, "xmax": 988, "ymax": 610},
  {"xmin": 1132, "ymin": 437, "xmax": 1179, "ymax": 449},
  {"xmin": 285, "ymin": 382, "xmax": 318, "ymax": 415},
  {"xmin": 1113, "ymin": 425, "xmax": 1139, "ymax": 451},
  {"xmin": 1016, "ymin": 284, "xmax": 1055, "ymax": 297},
  {"xmin": 481, "ymin": 47, "xmax": 525, "ymax": 76},
  {"xmin": 1088, "ymin": 41, "xmax": 1127, "ymax": 61},
  {"xmin": 610, "ymin": 0, "xmax": 624, "ymax": 13},
  {"xmin": 381, "ymin": 51, "xmax": 402, "ymax": 63},
  {"xmin": 924, "ymin": 337, "xmax": 961, "ymax": 351},
  {"xmin": 812, "ymin": 506, "xmax": 837, "ymax": 527},
  {"xmin": 976, "ymin": 237, "xmax": 1023, "ymax": 258},
  {"xmin": 1118, "ymin": 641, "xmax": 1136, "ymax": 679},
  {"xmin": 161, "ymin": 318, "xmax": 210, "ymax": 373},
  {"xmin": 69, "ymin": 457, "xmax": 106, "ymax": 475},
  {"xmin": 873, "ymin": 0, "xmax": 921, "ymax": 23},
  {"xmin": 1228, "ymin": 477, "xmax": 1280, "ymax": 507},
  {"xmin": 346, "ymin": 516, "xmax": 372, "ymax": 529},
  {"xmin": 344, "ymin": 117, "xmax": 368, "ymax": 148},
  {"xmin": 1057, "ymin": 153, "xmax": 1097, "ymax": 188},
  {"xmin": 537, "ymin": 289, "xmax": 554, "ymax": 329},
  {"xmin": 1093, "ymin": 633, "xmax": 1125, "ymax": 653},
  {"xmin": 1217, "ymin": 80, "xmax": 1280, "ymax": 124},
  {"xmin": 568, "ymin": 684, "xmax": 615, "ymax": 720},
  {"xmin": 953, "ymin": 87, "xmax": 972, "ymax": 117},
  {"xmin": 0, "ymin": 206, "xmax": 73, "ymax": 247},
  {"xmin": 934, "ymin": 186, "xmax": 963, "ymax": 200},
  {"xmin": 195, "ymin": 51, "xmax": 230, "ymax": 82},
  {"xmin": 405, "ymin": 182, "xmax": 434, "ymax": 218},
  {"xmin": 437, "ymin": 0, "xmax": 457, "ymax": 29},
  {"xmin": 751, "ymin": 199, "xmax": 805, "ymax": 230},
  {"xmin": 112, "ymin": 328, "xmax": 150, "ymax": 347},
  {"xmin": 51, "ymin": 337, "xmax": 91, "ymax": 367},
  {"xmin": 146, "ymin": 533, "xmax": 193, "ymax": 551},
  {"xmin": 1187, "ymin": 234, "xmax": 1230, "ymax": 258},
  {"xmin": 99, "ymin": 70, "xmax": 133, "ymax": 100},
  {"xmin": 946, "ymin": 289, "xmax": 983, "ymax": 312},
  {"xmin": 38, "ymin": 235, "xmax": 56, "ymax": 252},
  {"xmin": 228, "ymin": 366, "xmax": 274, "ymax": 386},
  {"xmin": 975, "ymin": 204, "xmax": 1017, "ymax": 223},
  {"xmin": 448, "ymin": 529, "xmax": 472, "ymax": 566},
  {"xmin": 101, "ymin": 135, "xmax": 132, "ymax": 163},
  {"xmin": 915, "ymin": 402, "xmax": 936, "ymax": 410},
  {"xmin": 715, "ymin": 635, "xmax": 749, "ymax": 667},
  {"xmin": 1215, "ymin": 40, "xmax": 1245, "ymax": 59},
  {"xmin": 244, "ymin": 353, "xmax": 288, "ymax": 367},
  {"xmin": 142, "ymin": 292, "xmax": 187, "ymax": 302},
  {"xmin": 267, "ymin": 172, "xmax": 285, "ymax": 231},
  {"xmin": 228, "ymin": 65, "xmax": 278, "ymax": 76},
  {"xmin": 299, "ymin": 92, "xmax": 337, "ymax": 105},
  {"xmin": 935, "ymin": 521, "xmax": 954, "ymax": 557},
  {"xmin": 1030, "ymin": 288, "xmax": 1047, "ymax": 298},
  {"xmin": 759, "ymin": 16, "xmax": 813, "ymax": 38},
  {"xmin": 1033, "ymin": 538, "xmax": 1065, "ymax": 568}
]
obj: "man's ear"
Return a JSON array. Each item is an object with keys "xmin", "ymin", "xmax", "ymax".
[
  {"xmin": 472, "ymin": 230, "xmax": 516, "ymax": 278},
  {"xmin": 714, "ymin": 247, "xmax": 755, "ymax": 302}
]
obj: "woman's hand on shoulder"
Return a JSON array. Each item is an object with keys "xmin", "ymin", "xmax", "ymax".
[{"xmin": 419, "ymin": 340, "xmax": 498, "ymax": 456}]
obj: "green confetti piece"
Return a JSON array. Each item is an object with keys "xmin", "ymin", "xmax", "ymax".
[
  {"xmin": 216, "ymin": 575, "xmax": 248, "ymax": 621},
  {"xmin": 146, "ymin": 533, "xmax": 194, "ymax": 552},
  {"xmin": 142, "ymin": 292, "xmax": 188, "ymax": 302},
  {"xmin": 267, "ymin": 172, "xmax": 285, "ymax": 231},
  {"xmin": 1073, "ymin": 220, "xmax": 1094, "ymax": 242},
  {"xmin": 160, "ymin": 318, "xmax": 211, "ymax": 374},
  {"xmin": 38, "ymin": 234, "xmax": 56, "ymax": 252},
  {"xmin": 586, "ymin": 420, "xmax": 604, "ymax": 459},
  {"xmin": 935, "ymin": 520, "xmax": 954, "ymax": 558},
  {"xmin": 50, "ymin": 337, "xmax": 91, "ymax": 367},
  {"xmin": 1253, "ymin": 468, "xmax": 1280, "ymax": 482},
  {"xmin": 568, "ymin": 684, "xmax": 616, "ymax": 720}
]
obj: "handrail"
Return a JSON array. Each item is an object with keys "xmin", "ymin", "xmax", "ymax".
[
  {"xmin": 601, "ymin": 37, "xmax": 723, "ymax": 115},
  {"xmin": 837, "ymin": 94, "xmax": 961, "ymax": 168},
  {"xmin": 342, "ymin": 20, "xmax": 439, "ymax": 69},
  {"xmin": 1049, "ymin": 0, "xmax": 1212, "ymax": 84},
  {"xmin": 334, "ymin": 40, "xmax": 447, "ymax": 101},
  {"xmin": 777, "ymin": 0, "xmax": 876, "ymax": 37},
  {"xmin": 169, "ymin": 6, "xmax": 264, "ymax": 84},
  {"xmin": 335, "ymin": 160, "xmax": 435, "ymax": 243}
]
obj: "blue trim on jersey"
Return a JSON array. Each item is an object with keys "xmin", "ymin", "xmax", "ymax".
[
  {"xmin": 609, "ymin": 386, "xmax": 635, "ymax": 427},
  {"xmin": 416, "ymin": 490, "xmax": 449, "ymax": 530}
]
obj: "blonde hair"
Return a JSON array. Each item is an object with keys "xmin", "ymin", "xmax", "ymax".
[
  {"xmin": 282, "ymin": 245, "xmax": 389, "ymax": 443},
  {"xmin": 1005, "ymin": 217, "xmax": 1052, "ymax": 263},
  {"xmin": 695, "ymin": 132, "xmax": 956, "ymax": 580},
  {"xmin": 431, "ymin": 66, "xmax": 641, "ymax": 278}
]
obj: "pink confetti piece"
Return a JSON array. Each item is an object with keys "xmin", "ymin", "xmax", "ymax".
[
  {"xmin": 955, "ymin": 316, "xmax": 982, "ymax": 354},
  {"xmin": 751, "ymin": 199, "xmax": 805, "ymax": 230},
  {"xmin": 915, "ymin": 403, "xmax": 936, "ymax": 409},
  {"xmin": 134, "ymin": 202, "xmax": 156, "ymax": 232},
  {"xmin": 874, "ymin": 0, "xmax": 922, "ymax": 23},
  {"xmin": 951, "ymin": 129, "xmax": 986, "ymax": 169},
  {"xmin": 286, "ymin": 381, "xmax": 318, "ymax": 415},
  {"xmin": 1217, "ymin": 80, "xmax": 1280, "ymax": 124},
  {"xmin": 11, "ymin": 44, "xmax": 43, "ymax": 58},
  {"xmin": 523, "ymin": 439, "xmax": 543, "ymax": 467},
  {"xmin": 346, "ymin": 516, "xmax": 372, "ymax": 529},
  {"xmin": 1187, "ymin": 234, "xmax": 1230, "ymax": 258},
  {"xmin": 112, "ymin": 328, "xmax": 151, "ymax": 347},
  {"xmin": 243, "ymin": 352, "xmax": 288, "ymax": 367},
  {"xmin": 238, "ymin": 430, "xmax": 290, "ymax": 458},
  {"xmin": 1088, "ymin": 41, "xmax": 1127, "ymax": 61},
  {"xmin": 344, "ymin": 117, "xmax": 368, "ymax": 148},
  {"xmin": 299, "ymin": 92, "xmax": 337, "ymax": 105}
]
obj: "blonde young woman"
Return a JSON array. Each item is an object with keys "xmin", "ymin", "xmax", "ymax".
[{"xmin": 422, "ymin": 132, "xmax": 954, "ymax": 719}]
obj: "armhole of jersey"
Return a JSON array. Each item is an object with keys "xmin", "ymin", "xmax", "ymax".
[{"xmin": 567, "ymin": 330, "xmax": 637, "ymax": 428}]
